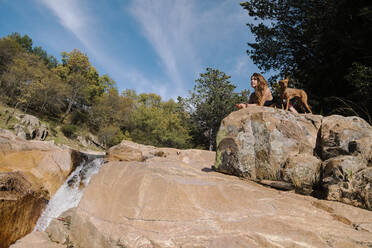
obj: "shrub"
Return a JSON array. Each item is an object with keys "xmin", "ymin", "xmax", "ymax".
[
  {"xmin": 98, "ymin": 126, "xmax": 124, "ymax": 148},
  {"xmin": 61, "ymin": 124, "xmax": 78, "ymax": 138}
]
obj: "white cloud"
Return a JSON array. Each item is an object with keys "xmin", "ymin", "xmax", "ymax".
[
  {"xmin": 37, "ymin": 0, "xmax": 91, "ymax": 48},
  {"xmin": 130, "ymin": 0, "xmax": 198, "ymax": 95},
  {"xmin": 130, "ymin": 0, "xmax": 253, "ymax": 97},
  {"xmin": 37, "ymin": 0, "xmax": 254, "ymax": 100},
  {"xmin": 37, "ymin": 0, "xmax": 170, "ymax": 98}
]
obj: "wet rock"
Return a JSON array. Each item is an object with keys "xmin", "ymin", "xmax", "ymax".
[
  {"xmin": 0, "ymin": 130, "xmax": 81, "ymax": 247},
  {"xmin": 0, "ymin": 172, "xmax": 48, "ymax": 248},
  {"xmin": 67, "ymin": 175, "xmax": 79, "ymax": 188}
]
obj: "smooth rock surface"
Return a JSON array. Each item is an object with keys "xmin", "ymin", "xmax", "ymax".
[
  {"xmin": 13, "ymin": 142, "xmax": 372, "ymax": 248},
  {"xmin": 10, "ymin": 231, "xmax": 64, "ymax": 248}
]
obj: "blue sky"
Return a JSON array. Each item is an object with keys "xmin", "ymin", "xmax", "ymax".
[{"xmin": 0, "ymin": 0, "xmax": 270, "ymax": 100}]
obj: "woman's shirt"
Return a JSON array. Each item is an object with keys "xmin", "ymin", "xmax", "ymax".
[{"xmin": 248, "ymin": 87, "xmax": 273, "ymax": 106}]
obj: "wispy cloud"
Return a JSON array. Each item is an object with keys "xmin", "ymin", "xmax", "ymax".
[
  {"xmin": 130, "ymin": 0, "xmax": 199, "ymax": 95},
  {"xmin": 37, "ymin": 0, "xmax": 92, "ymax": 49},
  {"xmin": 36, "ymin": 0, "xmax": 171, "ymax": 98},
  {"xmin": 36, "ymin": 0, "xmax": 254, "ymax": 99},
  {"xmin": 130, "ymin": 0, "xmax": 252, "ymax": 96}
]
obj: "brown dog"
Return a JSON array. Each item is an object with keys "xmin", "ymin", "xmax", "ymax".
[{"xmin": 279, "ymin": 78, "xmax": 312, "ymax": 113}]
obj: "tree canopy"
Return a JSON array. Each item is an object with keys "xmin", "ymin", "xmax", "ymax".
[
  {"xmin": 241, "ymin": 0, "xmax": 372, "ymax": 122},
  {"xmin": 182, "ymin": 68, "xmax": 249, "ymax": 150}
]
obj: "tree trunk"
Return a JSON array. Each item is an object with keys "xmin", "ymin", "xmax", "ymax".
[
  {"xmin": 60, "ymin": 100, "xmax": 73, "ymax": 124},
  {"xmin": 60, "ymin": 90, "xmax": 77, "ymax": 123}
]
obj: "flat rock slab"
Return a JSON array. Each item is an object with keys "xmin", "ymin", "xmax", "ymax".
[{"xmin": 34, "ymin": 152, "xmax": 372, "ymax": 248}]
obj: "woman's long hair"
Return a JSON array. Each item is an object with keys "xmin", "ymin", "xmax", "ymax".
[{"xmin": 252, "ymin": 73, "xmax": 269, "ymax": 105}]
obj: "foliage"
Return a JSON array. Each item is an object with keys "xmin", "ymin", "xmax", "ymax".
[
  {"xmin": 7, "ymin": 32, "xmax": 57, "ymax": 68},
  {"xmin": 97, "ymin": 125, "xmax": 124, "ymax": 148},
  {"xmin": 240, "ymin": 0, "xmax": 372, "ymax": 122},
  {"xmin": 87, "ymin": 88, "xmax": 133, "ymax": 132},
  {"xmin": 0, "ymin": 32, "xmax": 201, "ymax": 149},
  {"xmin": 184, "ymin": 68, "xmax": 249, "ymax": 150},
  {"xmin": 61, "ymin": 124, "xmax": 78, "ymax": 138},
  {"xmin": 55, "ymin": 49, "xmax": 113, "ymax": 123},
  {"xmin": 0, "ymin": 37, "xmax": 23, "ymax": 75},
  {"xmin": 0, "ymin": 52, "xmax": 66, "ymax": 117},
  {"xmin": 125, "ymin": 93, "xmax": 192, "ymax": 149}
]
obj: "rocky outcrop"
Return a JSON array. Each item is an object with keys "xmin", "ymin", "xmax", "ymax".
[
  {"xmin": 107, "ymin": 139, "xmax": 215, "ymax": 165},
  {"xmin": 12, "ymin": 141, "xmax": 372, "ymax": 247},
  {"xmin": 14, "ymin": 114, "xmax": 48, "ymax": 140},
  {"xmin": 319, "ymin": 115, "xmax": 372, "ymax": 208},
  {"xmin": 215, "ymin": 107, "xmax": 372, "ymax": 209},
  {"xmin": 0, "ymin": 130, "xmax": 84, "ymax": 248},
  {"xmin": 215, "ymin": 106, "xmax": 321, "ymax": 184}
]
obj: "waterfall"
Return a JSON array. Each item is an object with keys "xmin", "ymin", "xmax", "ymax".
[{"xmin": 34, "ymin": 157, "xmax": 104, "ymax": 232}]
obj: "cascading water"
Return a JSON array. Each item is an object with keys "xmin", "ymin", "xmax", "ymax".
[{"xmin": 34, "ymin": 157, "xmax": 104, "ymax": 232}]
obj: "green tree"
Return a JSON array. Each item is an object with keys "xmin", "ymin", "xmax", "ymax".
[
  {"xmin": 240, "ymin": 0, "xmax": 372, "ymax": 121},
  {"xmin": 1, "ymin": 52, "xmax": 65, "ymax": 120},
  {"xmin": 0, "ymin": 38, "xmax": 23, "ymax": 77},
  {"xmin": 87, "ymin": 88, "xmax": 133, "ymax": 132},
  {"xmin": 32, "ymin": 46, "xmax": 58, "ymax": 69},
  {"xmin": 124, "ymin": 92, "xmax": 192, "ymax": 148},
  {"xmin": 7, "ymin": 32, "xmax": 33, "ymax": 53},
  {"xmin": 185, "ymin": 68, "xmax": 249, "ymax": 150},
  {"xmin": 55, "ymin": 49, "xmax": 110, "ymax": 123}
]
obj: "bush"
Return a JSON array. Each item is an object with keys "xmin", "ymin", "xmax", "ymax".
[
  {"xmin": 98, "ymin": 126, "xmax": 124, "ymax": 148},
  {"xmin": 61, "ymin": 124, "xmax": 78, "ymax": 138}
]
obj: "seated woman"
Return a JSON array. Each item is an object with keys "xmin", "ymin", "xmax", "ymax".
[{"xmin": 236, "ymin": 73, "xmax": 298, "ymax": 113}]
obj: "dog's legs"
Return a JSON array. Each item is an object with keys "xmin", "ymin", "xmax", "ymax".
[
  {"xmin": 304, "ymin": 101, "xmax": 312, "ymax": 113},
  {"xmin": 285, "ymin": 97, "xmax": 290, "ymax": 111},
  {"xmin": 301, "ymin": 95, "xmax": 312, "ymax": 113}
]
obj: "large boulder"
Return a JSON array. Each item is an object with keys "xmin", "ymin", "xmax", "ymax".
[
  {"xmin": 215, "ymin": 107, "xmax": 372, "ymax": 210},
  {"xmin": 0, "ymin": 130, "xmax": 83, "ymax": 248},
  {"xmin": 215, "ymin": 106, "xmax": 321, "ymax": 182},
  {"xmin": 107, "ymin": 139, "xmax": 215, "ymax": 165},
  {"xmin": 13, "ymin": 142, "xmax": 372, "ymax": 247}
]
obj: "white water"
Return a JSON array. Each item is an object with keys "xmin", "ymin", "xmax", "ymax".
[{"xmin": 34, "ymin": 157, "xmax": 104, "ymax": 232}]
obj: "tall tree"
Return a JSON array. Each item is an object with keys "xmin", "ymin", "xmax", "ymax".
[
  {"xmin": 0, "ymin": 38, "xmax": 23, "ymax": 77},
  {"xmin": 7, "ymin": 32, "xmax": 33, "ymax": 53},
  {"xmin": 121, "ymin": 92, "xmax": 192, "ymax": 148},
  {"xmin": 185, "ymin": 68, "xmax": 249, "ymax": 150},
  {"xmin": 55, "ymin": 49, "xmax": 110, "ymax": 123},
  {"xmin": 0, "ymin": 53, "xmax": 64, "ymax": 122},
  {"xmin": 240, "ymin": 0, "xmax": 372, "ymax": 121}
]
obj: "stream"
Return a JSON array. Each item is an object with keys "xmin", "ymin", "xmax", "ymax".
[{"xmin": 34, "ymin": 157, "xmax": 104, "ymax": 232}]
